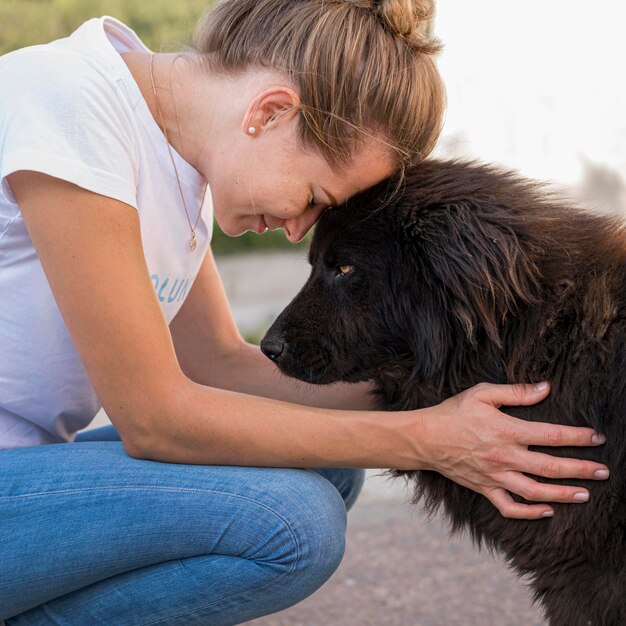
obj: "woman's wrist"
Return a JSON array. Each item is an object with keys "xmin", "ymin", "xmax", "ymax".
[{"xmin": 355, "ymin": 409, "xmax": 431, "ymax": 471}]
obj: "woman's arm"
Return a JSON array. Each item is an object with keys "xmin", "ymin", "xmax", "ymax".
[
  {"xmin": 10, "ymin": 170, "xmax": 608, "ymax": 522},
  {"xmin": 168, "ymin": 248, "xmax": 376, "ymax": 410}
]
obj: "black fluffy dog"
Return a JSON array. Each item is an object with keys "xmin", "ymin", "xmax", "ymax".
[{"xmin": 261, "ymin": 159, "xmax": 626, "ymax": 626}]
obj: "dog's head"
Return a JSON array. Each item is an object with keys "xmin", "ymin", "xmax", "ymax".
[{"xmin": 261, "ymin": 159, "xmax": 560, "ymax": 387}]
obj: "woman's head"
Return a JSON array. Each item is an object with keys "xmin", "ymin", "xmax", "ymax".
[{"xmin": 194, "ymin": 0, "xmax": 445, "ymax": 172}]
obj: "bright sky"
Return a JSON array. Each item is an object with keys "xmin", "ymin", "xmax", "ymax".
[{"xmin": 433, "ymin": 1, "xmax": 626, "ymax": 185}]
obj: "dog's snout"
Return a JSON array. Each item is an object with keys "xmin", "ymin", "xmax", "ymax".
[{"xmin": 260, "ymin": 337, "xmax": 285, "ymax": 362}]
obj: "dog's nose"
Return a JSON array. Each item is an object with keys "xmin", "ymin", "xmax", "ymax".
[{"xmin": 260, "ymin": 338, "xmax": 284, "ymax": 362}]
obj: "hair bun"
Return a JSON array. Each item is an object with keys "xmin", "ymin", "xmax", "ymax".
[{"xmin": 371, "ymin": 0, "xmax": 439, "ymax": 52}]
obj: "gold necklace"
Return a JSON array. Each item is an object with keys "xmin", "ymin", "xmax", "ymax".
[{"xmin": 149, "ymin": 53, "xmax": 207, "ymax": 252}]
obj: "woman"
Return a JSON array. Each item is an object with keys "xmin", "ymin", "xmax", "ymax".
[{"xmin": 0, "ymin": 1, "xmax": 609, "ymax": 624}]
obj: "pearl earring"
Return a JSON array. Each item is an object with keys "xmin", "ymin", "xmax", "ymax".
[{"xmin": 248, "ymin": 127, "xmax": 256, "ymax": 135}]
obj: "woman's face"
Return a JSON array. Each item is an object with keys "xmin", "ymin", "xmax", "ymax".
[{"xmin": 207, "ymin": 117, "xmax": 395, "ymax": 243}]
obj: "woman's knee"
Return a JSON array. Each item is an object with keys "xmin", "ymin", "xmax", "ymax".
[
  {"xmin": 266, "ymin": 469, "xmax": 348, "ymax": 591},
  {"xmin": 308, "ymin": 467, "xmax": 366, "ymax": 512}
]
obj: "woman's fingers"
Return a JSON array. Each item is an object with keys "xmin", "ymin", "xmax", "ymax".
[
  {"xmin": 501, "ymin": 473, "xmax": 595, "ymax": 504},
  {"xmin": 470, "ymin": 382, "xmax": 606, "ymax": 447},
  {"xmin": 486, "ymin": 446, "xmax": 610, "ymax": 481},
  {"xmin": 516, "ymin": 450, "xmax": 609, "ymax": 481},
  {"xmin": 517, "ymin": 420, "xmax": 606, "ymax": 447},
  {"xmin": 471, "ymin": 380, "xmax": 551, "ymax": 408},
  {"xmin": 428, "ymin": 382, "xmax": 610, "ymax": 519},
  {"xmin": 485, "ymin": 487, "xmax": 554, "ymax": 520}
]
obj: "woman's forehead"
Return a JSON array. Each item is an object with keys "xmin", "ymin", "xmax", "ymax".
[{"xmin": 323, "ymin": 146, "xmax": 395, "ymax": 206}]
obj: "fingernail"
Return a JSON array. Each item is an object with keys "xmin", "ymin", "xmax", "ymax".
[
  {"xmin": 533, "ymin": 381, "xmax": 548, "ymax": 391},
  {"xmin": 592, "ymin": 434, "xmax": 606, "ymax": 444},
  {"xmin": 573, "ymin": 492, "xmax": 589, "ymax": 502},
  {"xmin": 542, "ymin": 510, "xmax": 554, "ymax": 518},
  {"xmin": 594, "ymin": 469, "xmax": 609, "ymax": 479}
]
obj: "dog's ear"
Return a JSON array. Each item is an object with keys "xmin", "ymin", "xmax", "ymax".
[
  {"xmin": 390, "ymin": 270, "xmax": 451, "ymax": 381},
  {"xmin": 401, "ymin": 199, "xmax": 542, "ymax": 349}
]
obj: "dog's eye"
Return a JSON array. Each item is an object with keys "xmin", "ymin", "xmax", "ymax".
[{"xmin": 337, "ymin": 265, "xmax": 354, "ymax": 277}]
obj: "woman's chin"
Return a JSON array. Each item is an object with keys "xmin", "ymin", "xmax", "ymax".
[
  {"xmin": 215, "ymin": 215, "xmax": 268, "ymax": 237},
  {"xmin": 219, "ymin": 226, "xmax": 244, "ymax": 237}
]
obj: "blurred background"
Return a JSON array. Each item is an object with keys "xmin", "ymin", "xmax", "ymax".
[
  {"xmin": 3, "ymin": 0, "xmax": 624, "ymax": 339},
  {"xmin": 3, "ymin": 0, "xmax": 625, "ymax": 623}
]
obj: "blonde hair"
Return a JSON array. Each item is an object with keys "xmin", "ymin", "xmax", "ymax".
[{"xmin": 194, "ymin": 0, "xmax": 445, "ymax": 170}]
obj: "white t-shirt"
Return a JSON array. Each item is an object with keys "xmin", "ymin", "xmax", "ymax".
[{"xmin": 0, "ymin": 17, "xmax": 213, "ymax": 450}]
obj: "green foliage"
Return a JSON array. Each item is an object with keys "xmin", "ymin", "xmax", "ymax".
[
  {"xmin": 0, "ymin": 0, "xmax": 212, "ymax": 55},
  {"xmin": 211, "ymin": 223, "xmax": 311, "ymax": 256},
  {"xmin": 0, "ymin": 0, "xmax": 306, "ymax": 255}
]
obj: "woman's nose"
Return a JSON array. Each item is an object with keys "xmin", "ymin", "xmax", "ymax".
[{"xmin": 284, "ymin": 205, "xmax": 326, "ymax": 243}]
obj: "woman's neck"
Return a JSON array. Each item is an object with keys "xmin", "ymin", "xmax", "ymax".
[{"xmin": 121, "ymin": 51, "xmax": 213, "ymax": 172}]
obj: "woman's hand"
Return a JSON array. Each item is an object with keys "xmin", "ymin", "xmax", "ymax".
[{"xmin": 418, "ymin": 381, "xmax": 609, "ymax": 520}]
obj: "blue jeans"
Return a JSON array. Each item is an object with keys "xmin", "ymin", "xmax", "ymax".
[{"xmin": 0, "ymin": 425, "xmax": 365, "ymax": 625}]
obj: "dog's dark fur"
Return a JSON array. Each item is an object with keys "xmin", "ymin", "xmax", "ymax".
[{"xmin": 261, "ymin": 159, "xmax": 626, "ymax": 626}]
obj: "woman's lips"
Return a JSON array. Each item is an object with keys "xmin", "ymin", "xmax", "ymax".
[{"xmin": 256, "ymin": 215, "xmax": 268, "ymax": 234}]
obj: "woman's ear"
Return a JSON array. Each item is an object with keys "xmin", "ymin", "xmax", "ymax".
[{"xmin": 242, "ymin": 87, "xmax": 301, "ymax": 136}]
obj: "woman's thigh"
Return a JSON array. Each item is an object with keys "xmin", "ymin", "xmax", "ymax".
[
  {"xmin": 0, "ymin": 440, "xmax": 355, "ymax": 624},
  {"xmin": 75, "ymin": 424, "xmax": 366, "ymax": 511}
]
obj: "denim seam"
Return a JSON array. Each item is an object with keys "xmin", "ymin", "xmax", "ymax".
[
  {"xmin": 0, "ymin": 486, "xmax": 302, "ymax": 557},
  {"xmin": 0, "ymin": 485, "xmax": 292, "ymax": 508},
  {"xmin": 109, "ymin": 489, "xmax": 303, "ymax": 626},
  {"xmin": 140, "ymin": 556, "xmax": 301, "ymax": 626},
  {"xmin": 4, "ymin": 486, "xmax": 304, "ymax": 624}
]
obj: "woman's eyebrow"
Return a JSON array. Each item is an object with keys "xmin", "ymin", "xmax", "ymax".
[{"xmin": 321, "ymin": 186, "xmax": 338, "ymax": 206}]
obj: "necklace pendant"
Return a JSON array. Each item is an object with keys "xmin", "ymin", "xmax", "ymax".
[{"xmin": 189, "ymin": 232, "xmax": 197, "ymax": 252}]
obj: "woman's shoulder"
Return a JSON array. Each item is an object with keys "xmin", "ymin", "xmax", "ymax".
[
  {"xmin": 0, "ymin": 18, "xmax": 133, "ymax": 106},
  {"xmin": 1, "ymin": 52, "xmax": 105, "ymax": 107},
  {"xmin": 0, "ymin": 21, "xmax": 139, "ymax": 153},
  {"xmin": 0, "ymin": 22, "xmax": 141, "ymax": 213}
]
